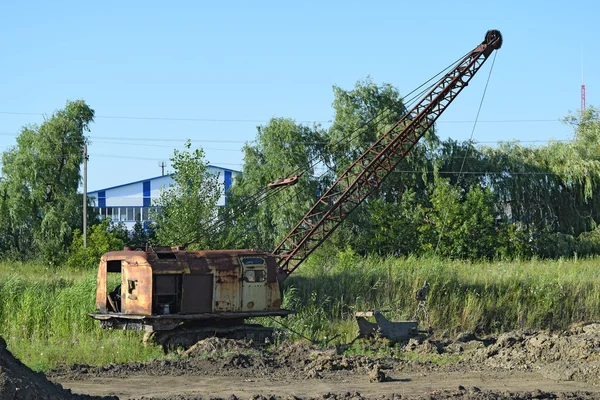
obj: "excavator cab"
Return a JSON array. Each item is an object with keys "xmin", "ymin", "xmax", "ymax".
[{"xmin": 90, "ymin": 248, "xmax": 292, "ymax": 334}]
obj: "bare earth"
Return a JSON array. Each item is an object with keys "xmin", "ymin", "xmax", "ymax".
[
  {"xmin": 55, "ymin": 370, "xmax": 600, "ymax": 400},
  {"xmin": 45, "ymin": 322, "xmax": 600, "ymax": 400}
]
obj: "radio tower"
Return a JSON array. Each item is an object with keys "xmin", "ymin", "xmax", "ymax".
[{"xmin": 581, "ymin": 53, "xmax": 586, "ymax": 117}]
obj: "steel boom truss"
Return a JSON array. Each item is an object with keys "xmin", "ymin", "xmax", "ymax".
[{"xmin": 274, "ymin": 30, "xmax": 502, "ymax": 279}]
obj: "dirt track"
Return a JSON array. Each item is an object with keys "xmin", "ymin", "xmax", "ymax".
[
  {"xmin": 53, "ymin": 370, "xmax": 600, "ymax": 399},
  {"xmin": 46, "ymin": 323, "xmax": 600, "ymax": 400}
]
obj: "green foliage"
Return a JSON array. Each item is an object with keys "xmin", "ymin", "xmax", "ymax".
[
  {"xmin": 0, "ymin": 100, "xmax": 94, "ymax": 264},
  {"xmin": 227, "ymin": 85, "xmax": 600, "ymax": 260},
  {"xmin": 152, "ymin": 140, "xmax": 222, "ymax": 248},
  {"xmin": 419, "ymin": 175, "xmax": 498, "ymax": 259},
  {"xmin": 225, "ymin": 117, "xmax": 324, "ymax": 250},
  {"xmin": 2, "ymin": 255, "xmax": 600, "ymax": 370},
  {"xmin": 130, "ymin": 221, "xmax": 155, "ymax": 249},
  {"xmin": 576, "ymin": 225, "xmax": 600, "ymax": 256},
  {"xmin": 328, "ymin": 77, "xmax": 414, "ymax": 172},
  {"xmin": 66, "ymin": 220, "xmax": 126, "ymax": 270},
  {"xmin": 1, "ymin": 88, "xmax": 600, "ymax": 265},
  {"xmin": 275, "ymin": 255, "xmax": 600, "ymax": 345},
  {"xmin": 0, "ymin": 265, "xmax": 164, "ymax": 371}
]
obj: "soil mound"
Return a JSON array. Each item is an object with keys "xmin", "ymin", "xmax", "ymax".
[
  {"xmin": 471, "ymin": 323, "xmax": 600, "ymax": 384},
  {"xmin": 412, "ymin": 388, "xmax": 598, "ymax": 399},
  {"xmin": 183, "ymin": 337, "xmax": 254, "ymax": 358},
  {"xmin": 0, "ymin": 335, "xmax": 114, "ymax": 400}
]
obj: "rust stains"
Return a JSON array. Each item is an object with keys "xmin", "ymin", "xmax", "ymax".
[{"xmin": 94, "ymin": 248, "xmax": 288, "ymax": 323}]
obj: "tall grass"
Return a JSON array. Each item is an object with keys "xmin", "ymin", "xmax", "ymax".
[
  {"xmin": 276, "ymin": 252, "xmax": 600, "ymax": 343},
  {"xmin": 2, "ymin": 255, "xmax": 600, "ymax": 370},
  {"xmin": 0, "ymin": 263, "xmax": 163, "ymax": 371}
]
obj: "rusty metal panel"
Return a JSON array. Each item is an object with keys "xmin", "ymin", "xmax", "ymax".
[
  {"xmin": 265, "ymin": 256, "xmax": 278, "ymax": 283},
  {"xmin": 206, "ymin": 253, "xmax": 239, "ymax": 270},
  {"xmin": 150, "ymin": 263, "xmax": 190, "ymax": 274},
  {"xmin": 96, "ymin": 248, "xmax": 280, "ymax": 318},
  {"xmin": 178, "ymin": 253, "xmax": 211, "ymax": 274},
  {"xmin": 213, "ymin": 269, "xmax": 241, "ymax": 312},
  {"xmin": 155, "ymin": 274, "xmax": 179, "ymax": 294},
  {"xmin": 103, "ymin": 251, "xmax": 149, "ymax": 263},
  {"xmin": 96, "ymin": 260, "xmax": 107, "ymax": 312},
  {"xmin": 122, "ymin": 262, "xmax": 152, "ymax": 315},
  {"xmin": 180, "ymin": 274, "xmax": 213, "ymax": 314},
  {"xmin": 153, "ymin": 274, "xmax": 182, "ymax": 314},
  {"xmin": 266, "ymin": 282, "xmax": 282, "ymax": 310}
]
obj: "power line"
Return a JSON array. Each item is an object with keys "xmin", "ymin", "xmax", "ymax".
[
  {"xmin": 0, "ymin": 131, "xmax": 250, "ymax": 143},
  {"xmin": 436, "ymin": 49, "xmax": 497, "ymax": 255},
  {"xmin": 437, "ymin": 119, "xmax": 560, "ymax": 123},
  {"xmin": 91, "ymin": 140, "xmax": 243, "ymax": 152},
  {"xmin": 0, "ymin": 110, "xmax": 567, "ymax": 125},
  {"xmin": 392, "ymin": 170, "xmax": 573, "ymax": 176},
  {"xmin": 0, "ymin": 111, "xmax": 331, "ymax": 124},
  {"xmin": 90, "ymin": 153, "xmax": 242, "ymax": 165}
]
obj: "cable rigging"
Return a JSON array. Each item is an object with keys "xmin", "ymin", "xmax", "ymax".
[
  {"xmin": 434, "ymin": 51, "xmax": 498, "ymax": 256},
  {"xmin": 178, "ymin": 51, "xmax": 473, "ymax": 249}
]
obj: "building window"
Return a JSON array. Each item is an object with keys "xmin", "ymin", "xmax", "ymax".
[
  {"xmin": 120, "ymin": 207, "xmax": 127, "ymax": 221},
  {"xmin": 142, "ymin": 207, "xmax": 149, "ymax": 221},
  {"xmin": 112, "ymin": 208, "xmax": 119, "ymax": 221},
  {"xmin": 127, "ymin": 208, "xmax": 134, "ymax": 221},
  {"xmin": 135, "ymin": 207, "xmax": 141, "ymax": 221}
]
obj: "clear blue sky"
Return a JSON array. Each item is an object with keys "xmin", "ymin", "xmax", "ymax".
[{"xmin": 1, "ymin": 1, "xmax": 597, "ymax": 191}]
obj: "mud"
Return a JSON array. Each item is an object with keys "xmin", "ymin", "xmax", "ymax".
[{"xmin": 0, "ymin": 334, "xmax": 115, "ymax": 400}]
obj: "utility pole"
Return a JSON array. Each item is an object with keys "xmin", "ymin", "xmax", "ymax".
[{"xmin": 83, "ymin": 143, "xmax": 88, "ymax": 248}]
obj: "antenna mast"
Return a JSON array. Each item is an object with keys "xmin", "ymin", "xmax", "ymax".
[{"xmin": 581, "ymin": 51, "xmax": 586, "ymax": 117}]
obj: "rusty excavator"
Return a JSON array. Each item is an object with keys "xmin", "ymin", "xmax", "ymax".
[{"xmin": 89, "ymin": 30, "xmax": 503, "ymax": 348}]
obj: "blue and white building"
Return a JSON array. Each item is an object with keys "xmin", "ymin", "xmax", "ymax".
[{"xmin": 87, "ymin": 165, "xmax": 238, "ymax": 231}]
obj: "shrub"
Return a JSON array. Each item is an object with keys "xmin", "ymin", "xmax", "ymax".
[{"xmin": 66, "ymin": 220, "xmax": 126, "ymax": 269}]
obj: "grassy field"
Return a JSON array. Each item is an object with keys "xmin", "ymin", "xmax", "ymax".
[
  {"xmin": 277, "ymin": 252, "xmax": 600, "ymax": 344},
  {"xmin": 1, "ymin": 255, "xmax": 600, "ymax": 371},
  {"xmin": 0, "ymin": 262, "xmax": 164, "ymax": 371}
]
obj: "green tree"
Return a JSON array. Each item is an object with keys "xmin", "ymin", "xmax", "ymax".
[
  {"xmin": 225, "ymin": 118, "xmax": 324, "ymax": 250},
  {"xmin": 418, "ymin": 175, "xmax": 498, "ymax": 259},
  {"xmin": 129, "ymin": 221, "xmax": 156, "ymax": 249},
  {"xmin": 0, "ymin": 100, "xmax": 94, "ymax": 264},
  {"xmin": 0, "ymin": 181, "xmax": 13, "ymax": 257},
  {"xmin": 352, "ymin": 190, "xmax": 422, "ymax": 256},
  {"xmin": 227, "ymin": 79, "xmax": 424, "ymax": 255},
  {"xmin": 321, "ymin": 78, "xmax": 434, "ymax": 254},
  {"xmin": 152, "ymin": 141, "xmax": 222, "ymax": 248},
  {"xmin": 67, "ymin": 219, "xmax": 126, "ymax": 269}
]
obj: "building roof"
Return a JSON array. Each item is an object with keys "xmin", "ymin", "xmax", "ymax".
[{"xmin": 88, "ymin": 164, "xmax": 240, "ymax": 194}]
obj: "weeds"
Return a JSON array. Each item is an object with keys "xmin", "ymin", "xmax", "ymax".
[
  {"xmin": 281, "ymin": 253, "xmax": 600, "ymax": 343},
  {"xmin": 0, "ymin": 268, "xmax": 164, "ymax": 371},
  {"xmin": 1, "ymin": 255, "xmax": 599, "ymax": 371}
]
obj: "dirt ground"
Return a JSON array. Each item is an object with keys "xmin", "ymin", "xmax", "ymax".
[{"xmin": 42, "ymin": 322, "xmax": 600, "ymax": 400}]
